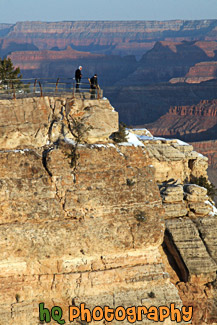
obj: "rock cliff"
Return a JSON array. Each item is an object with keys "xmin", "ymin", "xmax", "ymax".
[
  {"xmin": 117, "ymin": 40, "xmax": 217, "ymax": 86},
  {"xmin": 190, "ymin": 140, "xmax": 217, "ymax": 204},
  {"xmin": 107, "ymin": 80, "xmax": 217, "ymax": 125},
  {"xmin": 7, "ymin": 39, "xmax": 217, "ymax": 86},
  {"xmin": 0, "ymin": 96, "xmax": 217, "ymax": 324},
  {"xmin": 170, "ymin": 61, "xmax": 217, "ymax": 84},
  {"xmin": 1, "ymin": 20, "xmax": 217, "ymax": 58},
  {"xmin": 143, "ymin": 99, "xmax": 217, "ymax": 141},
  {"xmin": 8, "ymin": 47, "xmax": 104, "ymax": 71}
]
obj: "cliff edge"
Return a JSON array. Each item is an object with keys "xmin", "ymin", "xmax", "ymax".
[{"xmin": 0, "ymin": 97, "xmax": 217, "ymax": 324}]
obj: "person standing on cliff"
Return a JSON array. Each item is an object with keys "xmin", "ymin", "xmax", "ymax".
[
  {"xmin": 89, "ymin": 74, "xmax": 98, "ymax": 99},
  {"xmin": 75, "ymin": 66, "xmax": 82, "ymax": 92}
]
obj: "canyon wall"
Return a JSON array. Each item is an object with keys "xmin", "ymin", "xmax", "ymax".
[
  {"xmin": 143, "ymin": 99, "xmax": 217, "ymax": 141},
  {"xmin": 2, "ymin": 21, "xmax": 217, "ymax": 127},
  {"xmin": 0, "ymin": 96, "xmax": 217, "ymax": 324},
  {"xmin": 6, "ymin": 39, "xmax": 217, "ymax": 86},
  {"xmin": 2, "ymin": 21, "xmax": 217, "ymax": 130},
  {"xmin": 170, "ymin": 61, "xmax": 217, "ymax": 84},
  {"xmin": 106, "ymin": 80, "xmax": 217, "ymax": 125},
  {"xmin": 1, "ymin": 20, "xmax": 217, "ymax": 58},
  {"xmin": 117, "ymin": 41, "xmax": 217, "ymax": 86}
]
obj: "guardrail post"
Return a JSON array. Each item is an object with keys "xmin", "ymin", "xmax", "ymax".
[
  {"xmin": 12, "ymin": 82, "xmax": 16, "ymax": 100},
  {"xmin": 72, "ymin": 82, "xmax": 75, "ymax": 98},
  {"xmin": 55, "ymin": 78, "xmax": 59, "ymax": 94},
  {"xmin": 38, "ymin": 81, "xmax": 43, "ymax": 97},
  {"xmin": 34, "ymin": 79, "xmax": 37, "ymax": 94}
]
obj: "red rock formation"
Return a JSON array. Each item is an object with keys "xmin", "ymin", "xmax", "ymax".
[
  {"xmin": 144, "ymin": 99, "xmax": 217, "ymax": 138},
  {"xmin": 169, "ymin": 100, "xmax": 217, "ymax": 116},
  {"xmin": 191, "ymin": 140, "xmax": 217, "ymax": 168},
  {"xmin": 1, "ymin": 20, "xmax": 217, "ymax": 58},
  {"xmin": 184, "ymin": 61, "xmax": 217, "ymax": 83},
  {"xmin": 194, "ymin": 41, "xmax": 217, "ymax": 57},
  {"xmin": 117, "ymin": 40, "xmax": 217, "ymax": 86},
  {"xmin": 8, "ymin": 47, "xmax": 104, "ymax": 71}
]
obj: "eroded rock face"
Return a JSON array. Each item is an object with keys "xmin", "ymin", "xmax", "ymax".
[
  {"xmin": 2, "ymin": 20, "xmax": 217, "ymax": 58},
  {"xmin": 144, "ymin": 99, "xmax": 217, "ymax": 141},
  {"xmin": 157, "ymin": 177, "xmax": 217, "ymax": 324},
  {"xmin": 0, "ymin": 143, "xmax": 184, "ymax": 324},
  {"xmin": 1, "ymin": 97, "xmax": 217, "ymax": 324},
  {"xmin": 0, "ymin": 97, "xmax": 118, "ymax": 149},
  {"xmin": 171, "ymin": 61, "xmax": 217, "ymax": 84},
  {"xmin": 130, "ymin": 132, "xmax": 217, "ymax": 324},
  {"xmin": 143, "ymin": 139, "xmax": 208, "ymax": 182},
  {"xmin": 0, "ymin": 97, "xmax": 184, "ymax": 324}
]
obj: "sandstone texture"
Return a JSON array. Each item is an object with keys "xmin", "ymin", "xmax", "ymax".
[
  {"xmin": 0, "ymin": 96, "xmax": 217, "ymax": 324},
  {"xmin": 0, "ymin": 144, "xmax": 174, "ymax": 324},
  {"xmin": 130, "ymin": 131, "xmax": 217, "ymax": 324},
  {"xmin": 0, "ymin": 97, "xmax": 180, "ymax": 325},
  {"xmin": 0, "ymin": 96, "xmax": 118, "ymax": 149}
]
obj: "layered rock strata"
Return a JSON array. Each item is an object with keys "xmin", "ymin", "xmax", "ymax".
[
  {"xmin": 118, "ymin": 40, "xmax": 217, "ymax": 86},
  {"xmin": 0, "ymin": 97, "xmax": 217, "ymax": 324},
  {"xmin": 0, "ymin": 97, "xmax": 181, "ymax": 325},
  {"xmin": 143, "ymin": 99, "xmax": 217, "ymax": 141},
  {"xmin": 0, "ymin": 96, "xmax": 118, "ymax": 148},
  {"xmin": 1, "ymin": 20, "xmax": 217, "ymax": 57},
  {"xmin": 170, "ymin": 61, "xmax": 217, "ymax": 84},
  {"xmin": 135, "ymin": 132, "xmax": 217, "ymax": 324}
]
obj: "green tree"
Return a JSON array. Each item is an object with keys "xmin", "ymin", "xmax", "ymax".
[{"xmin": 0, "ymin": 57, "xmax": 22, "ymax": 90}]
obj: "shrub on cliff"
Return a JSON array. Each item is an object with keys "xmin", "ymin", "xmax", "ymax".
[{"xmin": 110, "ymin": 123, "xmax": 128, "ymax": 143}]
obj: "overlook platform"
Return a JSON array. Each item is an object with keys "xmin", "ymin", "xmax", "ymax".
[{"xmin": 0, "ymin": 77, "xmax": 103, "ymax": 100}]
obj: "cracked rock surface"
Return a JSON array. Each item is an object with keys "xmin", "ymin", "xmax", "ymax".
[
  {"xmin": 0, "ymin": 96, "xmax": 217, "ymax": 324},
  {"xmin": 0, "ymin": 97, "xmax": 183, "ymax": 324}
]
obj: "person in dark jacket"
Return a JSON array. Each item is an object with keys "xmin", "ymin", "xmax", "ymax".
[
  {"xmin": 90, "ymin": 74, "xmax": 98, "ymax": 99},
  {"xmin": 75, "ymin": 66, "xmax": 82, "ymax": 92}
]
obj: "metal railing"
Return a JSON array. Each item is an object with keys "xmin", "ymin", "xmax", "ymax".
[{"xmin": 0, "ymin": 77, "xmax": 103, "ymax": 100}]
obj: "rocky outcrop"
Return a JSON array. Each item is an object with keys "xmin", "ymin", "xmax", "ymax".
[
  {"xmin": 170, "ymin": 61, "xmax": 217, "ymax": 84},
  {"xmin": 0, "ymin": 96, "xmax": 118, "ymax": 148},
  {"xmin": 143, "ymin": 99, "xmax": 217, "ymax": 141},
  {"xmin": 142, "ymin": 141, "xmax": 208, "ymax": 182},
  {"xmin": 0, "ymin": 98, "xmax": 183, "ymax": 324},
  {"xmin": 185, "ymin": 61, "xmax": 217, "ymax": 83},
  {"xmin": 136, "ymin": 133, "xmax": 217, "ymax": 324},
  {"xmin": 0, "ymin": 96, "xmax": 217, "ymax": 324}
]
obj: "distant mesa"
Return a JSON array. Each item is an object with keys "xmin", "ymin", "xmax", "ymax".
[{"xmin": 1, "ymin": 19, "xmax": 217, "ymax": 58}]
